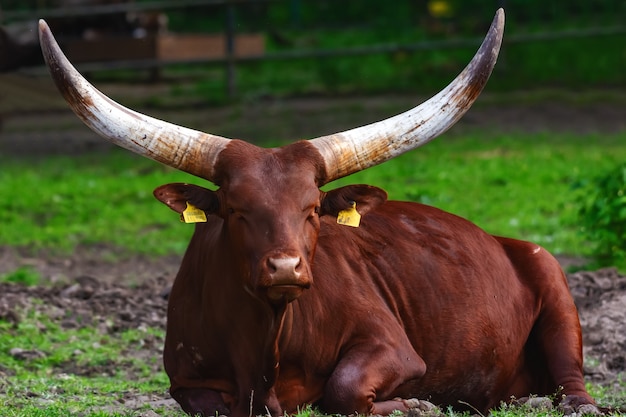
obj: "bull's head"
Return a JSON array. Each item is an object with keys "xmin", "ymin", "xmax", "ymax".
[{"xmin": 38, "ymin": 10, "xmax": 504, "ymax": 305}]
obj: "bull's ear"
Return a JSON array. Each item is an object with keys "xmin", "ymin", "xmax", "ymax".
[
  {"xmin": 320, "ymin": 184, "xmax": 387, "ymax": 217},
  {"xmin": 153, "ymin": 183, "xmax": 219, "ymax": 215}
]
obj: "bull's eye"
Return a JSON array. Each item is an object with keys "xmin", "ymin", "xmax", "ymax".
[{"xmin": 307, "ymin": 206, "xmax": 321, "ymax": 226}]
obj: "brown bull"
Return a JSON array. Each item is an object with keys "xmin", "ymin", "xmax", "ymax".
[{"xmin": 38, "ymin": 9, "xmax": 596, "ymax": 416}]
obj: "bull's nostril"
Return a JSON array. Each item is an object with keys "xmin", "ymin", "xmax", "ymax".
[
  {"xmin": 268, "ymin": 257, "xmax": 302, "ymax": 281},
  {"xmin": 265, "ymin": 256, "xmax": 307, "ymax": 302}
]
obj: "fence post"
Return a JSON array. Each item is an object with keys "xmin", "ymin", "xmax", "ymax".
[
  {"xmin": 290, "ymin": 0, "xmax": 301, "ymax": 27},
  {"xmin": 225, "ymin": 0, "xmax": 237, "ymax": 99}
]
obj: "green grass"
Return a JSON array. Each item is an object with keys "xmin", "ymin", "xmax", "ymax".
[
  {"xmin": 0, "ymin": 267, "xmax": 41, "ymax": 286},
  {"xmin": 0, "ymin": 304, "xmax": 624, "ymax": 416},
  {"xmin": 0, "ymin": 307, "xmax": 184, "ymax": 417},
  {"xmin": 0, "ymin": 152, "xmax": 198, "ymax": 256},
  {"xmin": 2, "ymin": 131, "xmax": 626, "ymax": 265}
]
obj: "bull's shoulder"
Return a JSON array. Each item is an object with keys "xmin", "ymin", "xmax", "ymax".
[
  {"xmin": 316, "ymin": 199, "xmax": 512, "ymax": 281},
  {"xmin": 320, "ymin": 199, "xmax": 496, "ymax": 246},
  {"xmin": 324, "ymin": 199, "xmax": 483, "ymax": 229}
]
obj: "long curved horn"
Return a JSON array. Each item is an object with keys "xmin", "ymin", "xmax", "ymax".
[
  {"xmin": 38, "ymin": 20, "xmax": 230, "ymax": 182},
  {"xmin": 310, "ymin": 8, "xmax": 505, "ymax": 184}
]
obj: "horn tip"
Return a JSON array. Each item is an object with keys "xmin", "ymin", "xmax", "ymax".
[
  {"xmin": 38, "ymin": 19, "xmax": 52, "ymax": 48},
  {"xmin": 485, "ymin": 8, "xmax": 505, "ymax": 59},
  {"xmin": 495, "ymin": 8, "xmax": 505, "ymax": 26}
]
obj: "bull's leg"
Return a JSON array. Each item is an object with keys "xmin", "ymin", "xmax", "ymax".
[
  {"xmin": 164, "ymin": 343, "xmax": 232, "ymax": 415},
  {"xmin": 171, "ymin": 387, "xmax": 230, "ymax": 416},
  {"xmin": 320, "ymin": 343, "xmax": 426, "ymax": 416},
  {"xmin": 497, "ymin": 239, "xmax": 596, "ymax": 412},
  {"xmin": 534, "ymin": 293, "xmax": 596, "ymax": 409}
]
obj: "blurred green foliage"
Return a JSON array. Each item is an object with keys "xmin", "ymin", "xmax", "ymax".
[
  {"xmin": 4, "ymin": 1, "xmax": 626, "ymax": 95},
  {"xmin": 167, "ymin": 0, "xmax": 626, "ymax": 98},
  {"xmin": 576, "ymin": 163, "xmax": 626, "ymax": 271}
]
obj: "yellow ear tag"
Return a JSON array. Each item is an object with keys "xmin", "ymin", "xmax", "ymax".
[
  {"xmin": 337, "ymin": 201, "xmax": 361, "ymax": 228},
  {"xmin": 181, "ymin": 202, "xmax": 207, "ymax": 223}
]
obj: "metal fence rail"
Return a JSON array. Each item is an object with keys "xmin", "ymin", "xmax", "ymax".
[
  {"xmin": 1, "ymin": 0, "xmax": 270, "ymax": 22},
  {"xmin": 3, "ymin": 0, "xmax": 626, "ymax": 95}
]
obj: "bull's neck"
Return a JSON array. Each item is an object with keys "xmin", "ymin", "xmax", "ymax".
[
  {"xmin": 226, "ymin": 295, "xmax": 289, "ymax": 415},
  {"xmin": 203, "ymin": 230, "xmax": 290, "ymax": 415}
]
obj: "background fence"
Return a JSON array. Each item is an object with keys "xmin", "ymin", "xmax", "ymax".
[{"xmin": 1, "ymin": 0, "xmax": 625, "ymax": 97}]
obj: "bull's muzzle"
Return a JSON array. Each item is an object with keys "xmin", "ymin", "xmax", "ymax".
[{"xmin": 264, "ymin": 256, "xmax": 311, "ymax": 303}]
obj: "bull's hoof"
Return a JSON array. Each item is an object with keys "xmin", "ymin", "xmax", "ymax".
[
  {"xmin": 558, "ymin": 395, "xmax": 601, "ymax": 416},
  {"xmin": 404, "ymin": 399, "xmax": 441, "ymax": 416}
]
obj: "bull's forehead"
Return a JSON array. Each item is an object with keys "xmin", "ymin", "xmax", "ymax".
[{"xmin": 215, "ymin": 140, "xmax": 325, "ymax": 206}]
